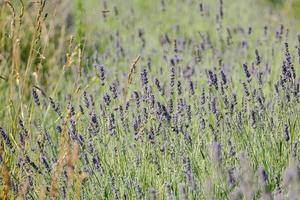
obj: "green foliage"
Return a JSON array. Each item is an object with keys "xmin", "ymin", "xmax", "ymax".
[
  {"xmin": 75, "ymin": 0, "xmax": 86, "ymax": 48},
  {"xmin": 291, "ymin": 0, "xmax": 300, "ymax": 18},
  {"xmin": 268, "ymin": 0, "xmax": 283, "ymax": 4}
]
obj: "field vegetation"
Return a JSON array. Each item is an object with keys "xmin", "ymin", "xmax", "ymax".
[{"xmin": 1, "ymin": 0, "xmax": 300, "ymax": 199}]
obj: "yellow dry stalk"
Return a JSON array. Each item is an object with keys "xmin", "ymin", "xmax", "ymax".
[
  {"xmin": 63, "ymin": 45, "xmax": 79, "ymax": 69},
  {"xmin": 18, "ymin": 0, "xmax": 24, "ymax": 27},
  {"xmin": 23, "ymin": 0, "xmax": 46, "ymax": 98},
  {"xmin": 41, "ymin": 37, "xmax": 79, "ymax": 126},
  {"xmin": 38, "ymin": 185, "xmax": 46, "ymax": 200},
  {"xmin": 74, "ymin": 85, "xmax": 82, "ymax": 96},
  {"xmin": 123, "ymin": 55, "xmax": 141, "ymax": 102},
  {"xmin": 73, "ymin": 172, "xmax": 88, "ymax": 200},
  {"xmin": 5, "ymin": 1, "xmax": 16, "ymax": 29},
  {"xmin": 3, "ymin": 1, "xmax": 23, "ymax": 115},
  {"xmin": 127, "ymin": 55, "xmax": 141, "ymax": 84},
  {"xmin": 77, "ymin": 45, "xmax": 82, "ymax": 82},
  {"xmin": 13, "ymin": 0, "xmax": 24, "ymax": 75},
  {"xmin": 16, "ymin": 180, "xmax": 29, "ymax": 200},
  {"xmin": 70, "ymin": 142, "xmax": 79, "ymax": 171},
  {"xmin": 50, "ymin": 117, "xmax": 69, "ymax": 198},
  {"xmin": 64, "ymin": 141, "xmax": 81, "ymax": 200},
  {"xmin": 0, "ymin": 163, "xmax": 11, "ymax": 200},
  {"xmin": 5, "ymin": 0, "xmax": 17, "ymax": 103},
  {"xmin": 32, "ymin": 72, "xmax": 40, "ymax": 88},
  {"xmin": 136, "ymin": 115, "xmax": 156, "ymax": 136}
]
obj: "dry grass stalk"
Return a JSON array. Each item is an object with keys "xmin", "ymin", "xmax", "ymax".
[
  {"xmin": 50, "ymin": 118, "xmax": 68, "ymax": 198},
  {"xmin": 123, "ymin": 55, "xmax": 140, "ymax": 102},
  {"xmin": 0, "ymin": 163, "xmax": 11, "ymax": 200},
  {"xmin": 16, "ymin": 180, "xmax": 29, "ymax": 200},
  {"xmin": 127, "ymin": 55, "xmax": 140, "ymax": 84}
]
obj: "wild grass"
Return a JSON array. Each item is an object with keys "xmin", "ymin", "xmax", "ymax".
[{"xmin": 1, "ymin": 0, "xmax": 300, "ymax": 199}]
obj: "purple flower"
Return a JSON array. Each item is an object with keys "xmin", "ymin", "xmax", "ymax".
[
  {"xmin": 109, "ymin": 82, "xmax": 118, "ymax": 99},
  {"xmin": 249, "ymin": 110, "xmax": 256, "ymax": 127},
  {"xmin": 83, "ymin": 91, "xmax": 90, "ymax": 109},
  {"xmin": 141, "ymin": 68, "xmax": 148, "ymax": 87},
  {"xmin": 56, "ymin": 125, "xmax": 62, "ymax": 134},
  {"xmin": 149, "ymin": 188, "xmax": 157, "ymax": 200},
  {"xmin": 207, "ymin": 70, "xmax": 218, "ymax": 89},
  {"xmin": 0, "ymin": 127, "xmax": 13, "ymax": 150},
  {"xmin": 243, "ymin": 63, "xmax": 251, "ymax": 80},
  {"xmin": 220, "ymin": 70, "xmax": 227, "ymax": 85},
  {"xmin": 242, "ymin": 82, "xmax": 250, "ymax": 97},
  {"xmin": 108, "ymin": 113, "xmax": 117, "ymax": 136},
  {"xmin": 103, "ymin": 93, "xmax": 111, "ymax": 106},
  {"xmin": 133, "ymin": 91, "xmax": 140, "ymax": 108},
  {"xmin": 67, "ymin": 102, "xmax": 75, "ymax": 117},
  {"xmin": 94, "ymin": 63, "xmax": 105, "ymax": 85},
  {"xmin": 40, "ymin": 155, "xmax": 50, "ymax": 172},
  {"xmin": 32, "ymin": 88, "xmax": 40, "ymax": 106},
  {"xmin": 255, "ymin": 49, "xmax": 261, "ymax": 65},
  {"xmin": 165, "ymin": 183, "xmax": 174, "ymax": 200},
  {"xmin": 111, "ymin": 176, "xmax": 118, "ymax": 200},
  {"xmin": 210, "ymin": 97, "xmax": 217, "ymax": 114},
  {"xmin": 284, "ymin": 124, "xmax": 290, "ymax": 142},
  {"xmin": 178, "ymin": 183, "xmax": 188, "ymax": 200},
  {"xmin": 49, "ymin": 97, "xmax": 61, "ymax": 117},
  {"xmin": 177, "ymin": 81, "xmax": 182, "ymax": 95},
  {"xmin": 155, "ymin": 78, "xmax": 163, "ymax": 95},
  {"xmin": 18, "ymin": 117, "xmax": 28, "ymax": 137},
  {"xmin": 189, "ymin": 80, "xmax": 195, "ymax": 95},
  {"xmin": 258, "ymin": 166, "xmax": 268, "ymax": 185}
]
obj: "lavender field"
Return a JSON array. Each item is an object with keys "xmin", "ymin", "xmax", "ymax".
[{"xmin": 1, "ymin": 0, "xmax": 300, "ymax": 199}]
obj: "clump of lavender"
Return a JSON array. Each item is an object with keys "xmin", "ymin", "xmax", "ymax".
[
  {"xmin": 212, "ymin": 141, "xmax": 222, "ymax": 166},
  {"xmin": 182, "ymin": 156, "xmax": 196, "ymax": 191}
]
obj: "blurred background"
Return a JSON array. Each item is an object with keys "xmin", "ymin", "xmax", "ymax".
[{"xmin": 1, "ymin": 0, "xmax": 300, "ymax": 106}]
